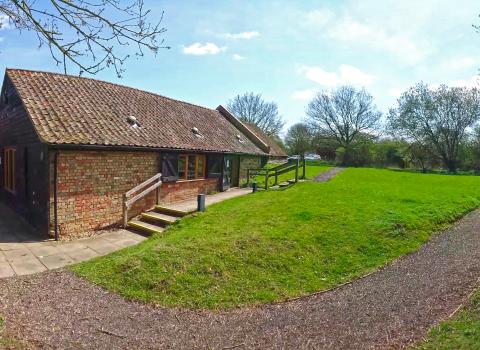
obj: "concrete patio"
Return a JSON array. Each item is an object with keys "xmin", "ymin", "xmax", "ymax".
[
  {"xmin": 0, "ymin": 203, "xmax": 146, "ymax": 278},
  {"xmin": 163, "ymin": 187, "xmax": 251, "ymax": 212}
]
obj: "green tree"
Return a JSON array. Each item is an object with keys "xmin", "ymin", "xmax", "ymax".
[
  {"xmin": 284, "ymin": 123, "xmax": 313, "ymax": 156},
  {"xmin": 388, "ymin": 83, "xmax": 480, "ymax": 173}
]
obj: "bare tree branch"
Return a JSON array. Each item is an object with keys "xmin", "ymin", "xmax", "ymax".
[
  {"xmin": 0, "ymin": 0, "xmax": 169, "ymax": 77},
  {"xmin": 306, "ymin": 86, "xmax": 382, "ymax": 165},
  {"xmin": 227, "ymin": 92, "xmax": 285, "ymax": 137}
]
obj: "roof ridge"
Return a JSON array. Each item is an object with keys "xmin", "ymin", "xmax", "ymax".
[{"xmin": 5, "ymin": 68, "xmax": 218, "ymax": 114}]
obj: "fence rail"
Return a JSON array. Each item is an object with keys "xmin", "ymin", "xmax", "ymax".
[{"xmin": 247, "ymin": 158, "xmax": 306, "ymax": 190}]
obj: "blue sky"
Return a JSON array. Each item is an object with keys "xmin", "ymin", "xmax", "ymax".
[{"xmin": 1, "ymin": 0, "xmax": 480, "ymax": 134}]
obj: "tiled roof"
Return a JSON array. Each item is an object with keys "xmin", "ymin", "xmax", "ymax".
[
  {"xmin": 5, "ymin": 69, "xmax": 266, "ymax": 155},
  {"xmin": 244, "ymin": 123, "xmax": 288, "ymax": 158}
]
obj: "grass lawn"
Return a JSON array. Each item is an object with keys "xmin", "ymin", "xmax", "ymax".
[
  {"xmin": 72, "ymin": 168, "xmax": 480, "ymax": 309},
  {"xmin": 413, "ymin": 287, "xmax": 480, "ymax": 349}
]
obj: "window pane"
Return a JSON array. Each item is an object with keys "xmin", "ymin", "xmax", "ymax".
[
  {"xmin": 197, "ymin": 156, "xmax": 204, "ymax": 178},
  {"xmin": 178, "ymin": 156, "xmax": 186, "ymax": 180},
  {"xmin": 187, "ymin": 155, "xmax": 196, "ymax": 180}
]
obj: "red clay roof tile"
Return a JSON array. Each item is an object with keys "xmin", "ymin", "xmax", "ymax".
[{"xmin": 6, "ymin": 69, "xmax": 266, "ymax": 155}]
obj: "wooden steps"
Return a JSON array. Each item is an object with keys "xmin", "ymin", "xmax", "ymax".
[
  {"xmin": 128, "ymin": 205, "xmax": 193, "ymax": 236},
  {"xmin": 128, "ymin": 220, "xmax": 165, "ymax": 235},
  {"xmin": 141, "ymin": 211, "xmax": 179, "ymax": 225}
]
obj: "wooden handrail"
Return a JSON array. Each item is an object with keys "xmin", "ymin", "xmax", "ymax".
[
  {"xmin": 123, "ymin": 173, "xmax": 162, "ymax": 227},
  {"xmin": 125, "ymin": 173, "xmax": 162, "ymax": 197},
  {"xmin": 246, "ymin": 159, "xmax": 306, "ymax": 189}
]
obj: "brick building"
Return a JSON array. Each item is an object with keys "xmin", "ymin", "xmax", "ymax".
[{"xmin": 0, "ymin": 69, "xmax": 286, "ymax": 239}]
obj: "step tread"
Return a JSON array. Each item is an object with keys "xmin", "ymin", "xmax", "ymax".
[
  {"xmin": 128, "ymin": 220, "xmax": 165, "ymax": 234},
  {"xmin": 142, "ymin": 211, "xmax": 179, "ymax": 223},
  {"xmin": 154, "ymin": 205, "xmax": 194, "ymax": 217}
]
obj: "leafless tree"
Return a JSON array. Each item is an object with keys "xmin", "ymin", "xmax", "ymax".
[
  {"xmin": 227, "ymin": 92, "xmax": 285, "ymax": 137},
  {"xmin": 306, "ymin": 86, "xmax": 381, "ymax": 165},
  {"xmin": 0, "ymin": 0, "xmax": 168, "ymax": 76},
  {"xmin": 388, "ymin": 83, "xmax": 480, "ymax": 173}
]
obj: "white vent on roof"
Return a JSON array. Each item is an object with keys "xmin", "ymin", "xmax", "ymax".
[
  {"xmin": 236, "ymin": 134, "xmax": 244, "ymax": 143},
  {"xmin": 126, "ymin": 115, "xmax": 141, "ymax": 128},
  {"xmin": 192, "ymin": 127, "xmax": 203, "ymax": 138}
]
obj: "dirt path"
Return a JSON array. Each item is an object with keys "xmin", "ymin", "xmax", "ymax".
[
  {"xmin": 313, "ymin": 167, "xmax": 345, "ymax": 182},
  {"xmin": 1, "ymin": 209, "xmax": 480, "ymax": 349}
]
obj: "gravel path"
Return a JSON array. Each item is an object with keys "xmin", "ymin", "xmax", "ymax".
[
  {"xmin": 1, "ymin": 209, "xmax": 480, "ymax": 349},
  {"xmin": 313, "ymin": 167, "xmax": 345, "ymax": 182}
]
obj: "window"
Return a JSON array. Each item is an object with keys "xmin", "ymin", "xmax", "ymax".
[
  {"xmin": 178, "ymin": 154, "xmax": 205, "ymax": 181},
  {"xmin": 3, "ymin": 148, "xmax": 16, "ymax": 193}
]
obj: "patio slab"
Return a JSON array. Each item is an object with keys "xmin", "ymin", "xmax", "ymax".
[
  {"xmin": 163, "ymin": 187, "xmax": 251, "ymax": 212},
  {"xmin": 0, "ymin": 202, "xmax": 146, "ymax": 277}
]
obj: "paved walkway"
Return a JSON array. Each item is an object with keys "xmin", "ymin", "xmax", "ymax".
[
  {"xmin": 1, "ymin": 208, "xmax": 480, "ymax": 348},
  {"xmin": 0, "ymin": 203, "xmax": 146, "ymax": 278},
  {"xmin": 163, "ymin": 187, "xmax": 252, "ymax": 212},
  {"xmin": 313, "ymin": 167, "xmax": 345, "ymax": 182}
]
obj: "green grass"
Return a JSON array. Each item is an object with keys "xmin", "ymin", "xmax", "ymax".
[
  {"xmin": 250, "ymin": 163, "xmax": 330, "ymax": 187},
  {"xmin": 72, "ymin": 168, "xmax": 480, "ymax": 309},
  {"xmin": 413, "ymin": 287, "xmax": 480, "ymax": 349},
  {"xmin": 0, "ymin": 316, "xmax": 22, "ymax": 349}
]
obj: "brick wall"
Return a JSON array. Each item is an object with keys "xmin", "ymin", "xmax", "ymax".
[
  {"xmin": 50, "ymin": 150, "xmax": 221, "ymax": 239},
  {"xmin": 160, "ymin": 178, "xmax": 219, "ymax": 203}
]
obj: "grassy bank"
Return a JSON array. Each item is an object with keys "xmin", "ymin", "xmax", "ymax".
[
  {"xmin": 72, "ymin": 168, "xmax": 480, "ymax": 309},
  {"xmin": 414, "ymin": 287, "xmax": 480, "ymax": 349}
]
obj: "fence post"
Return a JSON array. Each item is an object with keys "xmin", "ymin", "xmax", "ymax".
[
  {"xmin": 295, "ymin": 158, "xmax": 299, "ymax": 182},
  {"xmin": 265, "ymin": 170, "xmax": 269, "ymax": 190},
  {"xmin": 275, "ymin": 170, "xmax": 278, "ymax": 186},
  {"xmin": 123, "ymin": 194, "xmax": 128, "ymax": 228},
  {"xmin": 302, "ymin": 157, "xmax": 306, "ymax": 179},
  {"xmin": 247, "ymin": 169, "xmax": 250, "ymax": 186}
]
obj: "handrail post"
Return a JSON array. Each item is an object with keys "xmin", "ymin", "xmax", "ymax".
[
  {"xmin": 265, "ymin": 169, "xmax": 269, "ymax": 190},
  {"xmin": 123, "ymin": 194, "xmax": 128, "ymax": 228},
  {"xmin": 274, "ymin": 169, "xmax": 278, "ymax": 185},
  {"xmin": 302, "ymin": 156, "xmax": 306, "ymax": 179},
  {"xmin": 295, "ymin": 158, "xmax": 299, "ymax": 182}
]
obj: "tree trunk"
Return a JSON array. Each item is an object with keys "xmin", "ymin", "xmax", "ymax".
[{"xmin": 445, "ymin": 159, "xmax": 457, "ymax": 173}]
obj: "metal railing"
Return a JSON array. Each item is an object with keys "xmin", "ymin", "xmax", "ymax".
[{"xmin": 123, "ymin": 173, "xmax": 162, "ymax": 227}]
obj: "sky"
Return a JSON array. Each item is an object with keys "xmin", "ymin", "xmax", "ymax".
[{"xmin": 1, "ymin": 0, "xmax": 480, "ymax": 135}]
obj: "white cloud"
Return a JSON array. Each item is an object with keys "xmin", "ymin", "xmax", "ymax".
[
  {"xmin": 182, "ymin": 42, "xmax": 226, "ymax": 55},
  {"xmin": 450, "ymin": 75, "xmax": 480, "ymax": 88},
  {"xmin": 0, "ymin": 15, "xmax": 10, "ymax": 30},
  {"xmin": 327, "ymin": 17, "xmax": 428, "ymax": 65},
  {"xmin": 302, "ymin": 8, "xmax": 429, "ymax": 65},
  {"xmin": 223, "ymin": 31, "xmax": 260, "ymax": 40},
  {"xmin": 291, "ymin": 88, "xmax": 317, "ymax": 101},
  {"xmin": 304, "ymin": 9, "xmax": 334, "ymax": 26},
  {"xmin": 232, "ymin": 54, "xmax": 245, "ymax": 60},
  {"xmin": 299, "ymin": 64, "xmax": 375, "ymax": 87},
  {"xmin": 440, "ymin": 56, "xmax": 477, "ymax": 71},
  {"xmin": 388, "ymin": 88, "xmax": 403, "ymax": 98}
]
